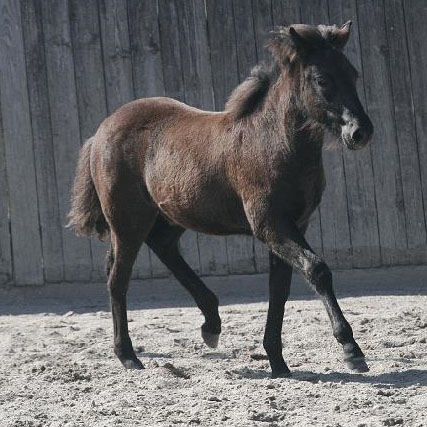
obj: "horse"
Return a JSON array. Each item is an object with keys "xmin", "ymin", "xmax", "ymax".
[{"xmin": 68, "ymin": 22, "xmax": 373, "ymax": 378}]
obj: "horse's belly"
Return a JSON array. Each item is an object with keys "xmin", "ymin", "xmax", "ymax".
[{"xmin": 146, "ymin": 167, "xmax": 251, "ymax": 235}]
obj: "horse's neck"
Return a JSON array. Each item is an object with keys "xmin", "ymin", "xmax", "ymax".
[{"xmin": 256, "ymin": 78, "xmax": 325, "ymax": 164}]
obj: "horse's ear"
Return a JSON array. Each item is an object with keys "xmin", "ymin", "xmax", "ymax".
[
  {"xmin": 267, "ymin": 26, "xmax": 311, "ymax": 65},
  {"xmin": 289, "ymin": 26, "xmax": 313, "ymax": 54},
  {"xmin": 328, "ymin": 21, "xmax": 352, "ymax": 49}
]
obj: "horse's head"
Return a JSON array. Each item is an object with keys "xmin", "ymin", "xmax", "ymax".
[{"xmin": 268, "ymin": 22, "xmax": 373, "ymax": 150}]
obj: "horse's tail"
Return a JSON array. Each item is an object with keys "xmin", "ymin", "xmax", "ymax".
[{"xmin": 67, "ymin": 137, "xmax": 108, "ymax": 240}]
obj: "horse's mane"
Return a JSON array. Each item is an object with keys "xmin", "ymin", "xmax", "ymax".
[{"xmin": 225, "ymin": 63, "xmax": 280, "ymax": 120}]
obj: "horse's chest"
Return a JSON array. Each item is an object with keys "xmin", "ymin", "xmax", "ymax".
[{"xmin": 282, "ymin": 165, "xmax": 325, "ymax": 226}]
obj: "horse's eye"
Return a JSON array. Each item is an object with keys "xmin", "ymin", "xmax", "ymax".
[{"xmin": 316, "ymin": 77, "xmax": 331, "ymax": 89}]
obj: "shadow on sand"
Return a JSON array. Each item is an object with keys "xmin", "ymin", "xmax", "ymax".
[{"xmin": 233, "ymin": 366, "xmax": 427, "ymax": 388}]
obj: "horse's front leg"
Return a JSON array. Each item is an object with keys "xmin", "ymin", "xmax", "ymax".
[
  {"xmin": 251, "ymin": 213, "xmax": 368, "ymax": 375},
  {"xmin": 264, "ymin": 252, "xmax": 293, "ymax": 378}
]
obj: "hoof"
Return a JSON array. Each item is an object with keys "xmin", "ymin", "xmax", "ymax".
[
  {"xmin": 201, "ymin": 330, "xmax": 220, "ymax": 348},
  {"xmin": 271, "ymin": 369, "xmax": 291, "ymax": 379},
  {"xmin": 346, "ymin": 357, "xmax": 369, "ymax": 373},
  {"xmin": 121, "ymin": 357, "xmax": 144, "ymax": 370}
]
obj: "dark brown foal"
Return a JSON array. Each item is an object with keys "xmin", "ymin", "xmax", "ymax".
[{"xmin": 68, "ymin": 22, "xmax": 373, "ymax": 377}]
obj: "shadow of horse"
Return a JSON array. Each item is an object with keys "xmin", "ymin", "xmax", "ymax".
[{"xmin": 233, "ymin": 367, "xmax": 427, "ymax": 388}]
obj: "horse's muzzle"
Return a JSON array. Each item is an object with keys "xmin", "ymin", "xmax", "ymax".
[{"xmin": 342, "ymin": 117, "xmax": 373, "ymax": 150}]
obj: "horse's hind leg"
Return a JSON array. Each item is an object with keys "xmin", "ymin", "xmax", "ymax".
[
  {"xmin": 146, "ymin": 216, "xmax": 221, "ymax": 347},
  {"xmin": 105, "ymin": 204, "xmax": 157, "ymax": 369}
]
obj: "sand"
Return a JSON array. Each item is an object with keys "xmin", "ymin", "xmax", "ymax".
[{"xmin": 0, "ymin": 267, "xmax": 426, "ymax": 426}]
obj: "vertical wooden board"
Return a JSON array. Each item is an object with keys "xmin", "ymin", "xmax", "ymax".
[
  {"xmin": 270, "ymin": 1, "xmax": 323, "ymax": 257},
  {"xmin": 0, "ymin": 0, "xmax": 44, "ymax": 285},
  {"xmin": 221, "ymin": 0, "xmax": 257, "ymax": 274},
  {"xmin": 127, "ymin": 0, "xmax": 163, "ymax": 279},
  {"xmin": 99, "ymin": 0, "xmax": 154, "ymax": 279},
  {"xmin": 403, "ymin": 0, "xmax": 427, "ymax": 247},
  {"xmin": 251, "ymin": 0, "xmax": 273, "ymax": 272},
  {"xmin": 21, "ymin": 0, "xmax": 64, "ymax": 283},
  {"xmin": 159, "ymin": 0, "xmax": 203, "ymax": 274},
  {"xmin": 384, "ymin": 0, "xmax": 427, "ymax": 263},
  {"xmin": 356, "ymin": 0, "xmax": 407, "ymax": 265},
  {"xmin": 328, "ymin": 0, "xmax": 381, "ymax": 268},
  {"xmin": 155, "ymin": 0, "xmax": 199, "ymax": 276},
  {"xmin": 176, "ymin": 0, "xmax": 228, "ymax": 276},
  {"xmin": 41, "ymin": 0, "xmax": 92, "ymax": 281},
  {"xmin": 300, "ymin": 0, "xmax": 352, "ymax": 269},
  {"xmin": 127, "ymin": 0, "xmax": 165, "ymax": 99},
  {"xmin": 251, "ymin": 0, "xmax": 273, "ymax": 64},
  {"xmin": 0, "ymin": 92, "xmax": 12, "ymax": 285},
  {"xmin": 98, "ymin": 0, "xmax": 134, "ymax": 111},
  {"xmin": 271, "ymin": 0, "xmax": 301, "ymax": 26},
  {"xmin": 69, "ymin": 0, "xmax": 110, "ymax": 281}
]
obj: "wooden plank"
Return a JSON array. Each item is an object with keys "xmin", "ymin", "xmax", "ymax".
[
  {"xmin": 269, "ymin": 1, "xmax": 324, "ymax": 257},
  {"xmin": 403, "ymin": 0, "xmax": 427, "ymax": 255},
  {"xmin": 220, "ymin": 0, "xmax": 258, "ymax": 274},
  {"xmin": 356, "ymin": 0, "xmax": 408, "ymax": 265},
  {"xmin": 157, "ymin": 0, "xmax": 201, "ymax": 275},
  {"xmin": 384, "ymin": 0, "xmax": 427, "ymax": 263},
  {"xmin": 69, "ymin": 0, "xmax": 109, "ymax": 281},
  {"xmin": 41, "ymin": 0, "xmax": 92, "ymax": 281},
  {"xmin": 21, "ymin": 0, "xmax": 64, "ymax": 283},
  {"xmin": 300, "ymin": 0, "xmax": 352, "ymax": 269},
  {"xmin": 251, "ymin": 0, "xmax": 273, "ymax": 272},
  {"xmin": 328, "ymin": 0, "xmax": 381, "ymax": 268},
  {"xmin": 99, "ymin": 0, "xmax": 155, "ymax": 279},
  {"xmin": 127, "ymin": 0, "xmax": 162, "ymax": 279},
  {"xmin": 251, "ymin": 0, "xmax": 274, "ymax": 64},
  {"xmin": 0, "ymin": 90, "xmax": 12, "ymax": 285},
  {"xmin": 202, "ymin": 0, "xmax": 248, "ymax": 276},
  {"xmin": 0, "ymin": 0, "xmax": 44, "ymax": 285}
]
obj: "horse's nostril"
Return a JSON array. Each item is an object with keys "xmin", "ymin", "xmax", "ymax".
[{"xmin": 352, "ymin": 128, "xmax": 364, "ymax": 143}]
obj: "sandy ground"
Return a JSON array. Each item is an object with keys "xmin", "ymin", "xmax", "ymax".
[{"xmin": 0, "ymin": 267, "xmax": 426, "ymax": 427}]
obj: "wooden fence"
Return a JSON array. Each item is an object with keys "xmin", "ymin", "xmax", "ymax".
[{"xmin": 0, "ymin": 0, "xmax": 426, "ymax": 286}]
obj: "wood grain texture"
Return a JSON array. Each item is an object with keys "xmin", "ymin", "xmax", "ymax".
[
  {"xmin": 1, "ymin": 1, "xmax": 427, "ymax": 286},
  {"xmin": 384, "ymin": 0, "xmax": 427, "ymax": 263},
  {"xmin": 328, "ymin": 0, "xmax": 381, "ymax": 268},
  {"xmin": 21, "ymin": 0, "xmax": 64, "ymax": 283},
  {"xmin": 69, "ymin": 0, "xmax": 110, "ymax": 281},
  {"xmin": 41, "ymin": 0, "xmax": 92, "ymax": 281},
  {"xmin": 0, "ymin": 0, "xmax": 44, "ymax": 285},
  {"xmin": 0, "ymin": 90, "xmax": 12, "ymax": 285},
  {"xmin": 357, "ymin": 0, "xmax": 408, "ymax": 265},
  {"xmin": 300, "ymin": 0, "xmax": 352, "ymax": 269},
  {"xmin": 402, "ymin": 0, "xmax": 427, "ymax": 254},
  {"xmin": 127, "ymin": 0, "xmax": 162, "ymax": 279}
]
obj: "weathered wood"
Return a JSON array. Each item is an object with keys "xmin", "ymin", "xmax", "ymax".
[
  {"xmin": 213, "ymin": 0, "xmax": 258, "ymax": 275},
  {"xmin": 41, "ymin": 0, "xmax": 92, "ymax": 281},
  {"xmin": 127, "ymin": 0, "xmax": 162, "ymax": 279},
  {"xmin": 99, "ymin": 0, "xmax": 156, "ymax": 279},
  {"xmin": 156, "ymin": 0, "xmax": 202, "ymax": 274},
  {"xmin": 356, "ymin": 0, "xmax": 408, "ymax": 265},
  {"xmin": 0, "ymin": 90, "xmax": 12, "ymax": 285},
  {"xmin": 251, "ymin": 0, "xmax": 273, "ymax": 64},
  {"xmin": 402, "ymin": 0, "xmax": 427, "ymax": 251},
  {"xmin": 21, "ymin": 0, "xmax": 64, "ymax": 283},
  {"xmin": 190, "ymin": 0, "xmax": 231, "ymax": 275},
  {"xmin": 328, "ymin": 0, "xmax": 381, "ymax": 268},
  {"xmin": 0, "ymin": 0, "xmax": 44, "ymax": 285},
  {"xmin": 69, "ymin": 0, "xmax": 110, "ymax": 281},
  {"xmin": 300, "ymin": 0, "xmax": 352, "ymax": 269},
  {"xmin": 384, "ymin": 0, "xmax": 427, "ymax": 263}
]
